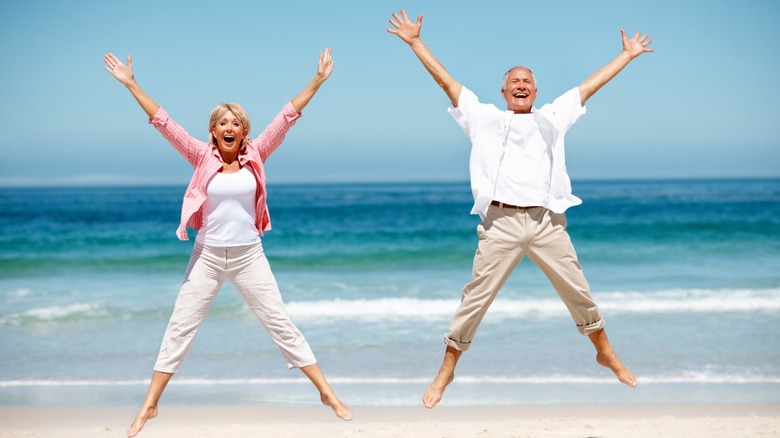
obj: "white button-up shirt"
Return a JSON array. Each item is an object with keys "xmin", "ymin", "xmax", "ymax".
[{"xmin": 448, "ymin": 86, "xmax": 586, "ymax": 218}]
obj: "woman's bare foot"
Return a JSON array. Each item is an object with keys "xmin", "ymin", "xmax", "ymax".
[
  {"xmin": 597, "ymin": 352, "xmax": 638, "ymax": 387},
  {"xmin": 127, "ymin": 405, "xmax": 158, "ymax": 437},
  {"xmin": 299, "ymin": 364, "xmax": 352, "ymax": 421},
  {"xmin": 422, "ymin": 371, "xmax": 454, "ymax": 409},
  {"xmin": 321, "ymin": 392, "xmax": 352, "ymax": 421}
]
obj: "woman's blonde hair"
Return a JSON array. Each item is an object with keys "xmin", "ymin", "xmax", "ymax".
[{"xmin": 208, "ymin": 103, "xmax": 251, "ymax": 151}]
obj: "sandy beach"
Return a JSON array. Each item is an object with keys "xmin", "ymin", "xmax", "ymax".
[{"xmin": 0, "ymin": 404, "xmax": 777, "ymax": 437}]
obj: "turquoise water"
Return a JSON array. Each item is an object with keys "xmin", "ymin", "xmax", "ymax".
[{"xmin": 1, "ymin": 179, "xmax": 778, "ymax": 407}]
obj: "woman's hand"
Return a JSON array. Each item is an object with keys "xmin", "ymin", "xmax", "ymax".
[
  {"xmin": 103, "ymin": 52, "xmax": 160, "ymax": 119},
  {"xmin": 316, "ymin": 48, "xmax": 334, "ymax": 84},
  {"xmin": 291, "ymin": 48, "xmax": 335, "ymax": 112},
  {"xmin": 104, "ymin": 53, "xmax": 136, "ymax": 87}
]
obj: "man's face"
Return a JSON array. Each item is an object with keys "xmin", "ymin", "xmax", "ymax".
[{"xmin": 501, "ymin": 68, "xmax": 537, "ymax": 114}]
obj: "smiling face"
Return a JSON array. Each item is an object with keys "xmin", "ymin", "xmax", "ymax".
[
  {"xmin": 501, "ymin": 67, "xmax": 538, "ymax": 114},
  {"xmin": 208, "ymin": 103, "xmax": 251, "ymax": 159}
]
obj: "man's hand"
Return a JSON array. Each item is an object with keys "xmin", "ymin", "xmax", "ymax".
[
  {"xmin": 387, "ymin": 9, "xmax": 423, "ymax": 45},
  {"xmin": 621, "ymin": 29, "xmax": 653, "ymax": 59}
]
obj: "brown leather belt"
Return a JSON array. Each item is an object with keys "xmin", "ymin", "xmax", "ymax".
[{"xmin": 490, "ymin": 200, "xmax": 540, "ymax": 209}]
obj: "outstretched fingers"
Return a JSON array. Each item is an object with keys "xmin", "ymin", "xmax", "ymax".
[
  {"xmin": 387, "ymin": 9, "xmax": 423, "ymax": 43},
  {"xmin": 103, "ymin": 53, "xmax": 134, "ymax": 84},
  {"xmin": 620, "ymin": 28, "xmax": 654, "ymax": 58},
  {"xmin": 317, "ymin": 48, "xmax": 333, "ymax": 82},
  {"xmin": 387, "ymin": 10, "xmax": 405, "ymax": 34},
  {"xmin": 633, "ymin": 31, "xmax": 653, "ymax": 50}
]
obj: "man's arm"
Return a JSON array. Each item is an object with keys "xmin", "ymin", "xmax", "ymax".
[
  {"xmin": 387, "ymin": 9, "xmax": 463, "ymax": 107},
  {"xmin": 578, "ymin": 29, "xmax": 653, "ymax": 105}
]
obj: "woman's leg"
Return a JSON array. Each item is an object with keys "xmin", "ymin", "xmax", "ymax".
[
  {"xmin": 230, "ymin": 243, "xmax": 351, "ymax": 420},
  {"xmin": 300, "ymin": 363, "xmax": 353, "ymax": 420},
  {"xmin": 127, "ymin": 371, "xmax": 172, "ymax": 437},
  {"xmin": 154, "ymin": 244, "xmax": 224, "ymax": 374},
  {"xmin": 129, "ymin": 244, "xmax": 224, "ymax": 436},
  {"xmin": 231, "ymin": 246, "xmax": 315, "ymax": 368}
]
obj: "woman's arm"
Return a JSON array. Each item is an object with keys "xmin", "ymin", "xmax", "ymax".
[
  {"xmin": 290, "ymin": 48, "xmax": 334, "ymax": 113},
  {"xmin": 104, "ymin": 53, "xmax": 160, "ymax": 119}
]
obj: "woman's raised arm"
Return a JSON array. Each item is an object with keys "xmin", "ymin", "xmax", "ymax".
[
  {"xmin": 290, "ymin": 48, "xmax": 335, "ymax": 113},
  {"xmin": 104, "ymin": 53, "xmax": 160, "ymax": 119}
]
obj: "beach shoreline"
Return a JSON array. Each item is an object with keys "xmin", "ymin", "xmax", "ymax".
[{"xmin": 1, "ymin": 404, "xmax": 777, "ymax": 437}]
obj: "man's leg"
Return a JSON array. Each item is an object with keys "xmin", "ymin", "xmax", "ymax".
[
  {"xmin": 588, "ymin": 328, "xmax": 637, "ymax": 387},
  {"xmin": 527, "ymin": 209, "xmax": 637, "ymax": 387},
  {"xmin": 424, "ymin": 206, "xmax": 525, "ymax": 408},
  {"xmin": 422, "ymin": 346, "xmax": 462, "ymax": 408}
]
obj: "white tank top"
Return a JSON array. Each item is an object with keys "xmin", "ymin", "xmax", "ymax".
[{"xmin": 196, "ymin": 166, "xmax": 261, "ymax": 246}]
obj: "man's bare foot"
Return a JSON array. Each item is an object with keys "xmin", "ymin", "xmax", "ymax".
[
  {"xmin": 127, "ymin": 405, "xmax": 158, "ymax": 437},
  {"xmin": 321, "ymin": 392, "xmax": 352, "ymax": 421},
  {"xmin": 597, "ymin": 352, "xmax": 638, "ymax": 387},
  {"xmin": 422, "ymin": 371, "xmax": 454, "ymax": 409}
]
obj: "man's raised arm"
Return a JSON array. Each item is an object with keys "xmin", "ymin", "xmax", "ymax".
[
  {"xmin": 387, "ymin": 9, "xmax": 463, "ymax": 107},
  {"xmin": 578, "ymin": 29, "xmax": 654, "ymax": 105}
]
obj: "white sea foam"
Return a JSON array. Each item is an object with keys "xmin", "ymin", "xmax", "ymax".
[
  {"xmin": 0, "ymin": 303, "xmax": 107, "ymax": 326},
  {"xmin": 2, "ymin": 372, "xmax": 779, "ymax": 387},
  {"xmin": 9, "ymin": 288, "xmax": 32, "ymax": 298},
  {"xmin": 2, "ymin": 288, "xmax": 777, "ymax": 326},
  {"xmin": 284, "ymin": 288, "xmax": 780, "ymax": 321}
]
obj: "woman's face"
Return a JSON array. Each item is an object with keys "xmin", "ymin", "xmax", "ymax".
[{"xmin": 211, "ymin": 110, "xmax": 246, "ymax": 157}]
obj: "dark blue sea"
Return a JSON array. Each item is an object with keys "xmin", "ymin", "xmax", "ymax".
[{"xmin": 1, "ymin": 179, "xmax": 778, "ymax": 407}]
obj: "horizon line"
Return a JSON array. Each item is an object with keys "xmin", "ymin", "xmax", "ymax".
[{"xmin": 1, "ymin": 174, "xmax": 779, "ymax": 189}]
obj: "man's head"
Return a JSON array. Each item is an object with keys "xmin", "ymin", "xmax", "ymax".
[{"xmin": 501, "ymin": 66, "xmax": 537, "ymax": 114}]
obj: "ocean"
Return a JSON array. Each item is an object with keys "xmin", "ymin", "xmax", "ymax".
[{"xmin": 1, "ymin": 179, "xmax": 778, "ymax": 408}]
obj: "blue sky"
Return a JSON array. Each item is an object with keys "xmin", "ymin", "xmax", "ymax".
[{"xmin": 0, "ymin": 0, "xmax": 778, "ymax": 186}]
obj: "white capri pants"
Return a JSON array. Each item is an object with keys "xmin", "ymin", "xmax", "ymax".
[{"xmin": 154, "ymin": 242, "xmax": 316, "ymax": 373}]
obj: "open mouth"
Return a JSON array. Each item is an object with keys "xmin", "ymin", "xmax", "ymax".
[
  {"xmin": 223, "ymin": 135, "xmax": 235, "ymax": 144},
  {"xmin": 513, "ymin": 93, "xmax": 528, "ymax": 98}
]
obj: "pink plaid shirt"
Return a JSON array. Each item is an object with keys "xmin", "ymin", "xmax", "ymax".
[{"xmin": 149, "ymin": 102, "xmax": 301, "ymax": 240}]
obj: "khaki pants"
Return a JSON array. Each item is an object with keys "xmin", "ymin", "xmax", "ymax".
[
  {"xmin": 154, "ymin": 242, "xmax": 316, "ymax": 373},
  {"xmin": 444, "ymin": 205, "xmax": 604, "ymax": 351}
]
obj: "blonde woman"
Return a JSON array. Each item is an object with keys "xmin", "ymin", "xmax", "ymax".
[{"xmin": 103, "ymin": 48, "xmax": 351, "ymax": 437}]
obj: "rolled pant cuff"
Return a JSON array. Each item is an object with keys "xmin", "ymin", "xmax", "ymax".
[
  {"xmin": 153, "ymin": 366, "xmax": 176, "ymax": 374},
  {"xmin": 578, "ymin": 317, "xmax": 605, "ymax": 336},
  {"xmin": 287, "ymin": 358, "xmax": 317, "ymax": 370},
  {"xmin": 443, "ymin": 336, "xmax": 471, "ymax": 351}
]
